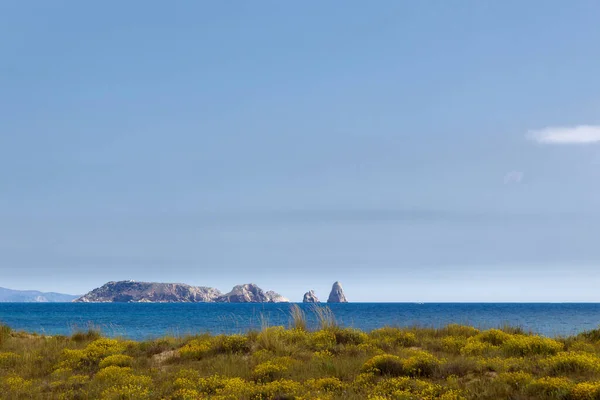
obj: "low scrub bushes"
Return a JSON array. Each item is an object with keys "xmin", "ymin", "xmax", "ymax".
[{"xmin": 2, "ymin": 317, "xmax": 600, "ymax": 399}]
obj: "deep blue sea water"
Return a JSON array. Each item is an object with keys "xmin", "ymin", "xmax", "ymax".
[{"xmin": 1, "ymin": 303, "xmax": 599, "ymax": 340}]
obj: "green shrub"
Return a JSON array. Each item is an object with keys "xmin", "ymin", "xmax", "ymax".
[
  {"xmin": 440, "ymin": 324, "xmax": 480, "ymax": 338},
  {"xmin": 362, "ymin": 351, "xmax": 441, "ymax": 377},
  {"xmin": 0, "ymin": 352, "xmax": 20, "ymax": 369},
  {"xmin": 362, "ymin": 354, "xmax": 405, "ymax": 376},
  {"xmin": 496, "ymin": 371, "xmax": 533, "ymax": 390},
  {"xmin": 70, "ymin": 328, "xmax": 102, "ymax": 343},
  {"xmin": 370, "ymin": 327, "xmax": 418, "ymax": 349},
  {"xmin": 333, "ymin": 328, "xmax": 368, "ymax": 345}
]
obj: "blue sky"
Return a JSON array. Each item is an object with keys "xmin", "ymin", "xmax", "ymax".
[{"xmin": 2, "ymin": 1, "xmax": 600, "ymax": 301}]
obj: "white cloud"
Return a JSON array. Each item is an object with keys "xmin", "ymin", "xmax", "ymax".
[
  {"xmin": 527, "ymin": 125, "xmax": 600, "ymax": 144},
  {"xmin": 504, "ymin": 171, "xmax": 524, "ymax": 184}
]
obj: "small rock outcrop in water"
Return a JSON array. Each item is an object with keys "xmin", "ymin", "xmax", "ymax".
[
  {"xmin": 327, "ymin": 281, "xmax": 348, "ymax": 303},
  {"xmin": 216, "ymin": 284, "xmax": 289, "ymax": 303},
  {"xmin": 74, "ymin": 281, "xmax": 221, "ymax": 303},
  {"xmin": 303, "ymin": 290, "xmax": 319, "ymax": 303},
  {"xmin": 265, "ymin": 290, "xmax": 290, "ymax": 303}
]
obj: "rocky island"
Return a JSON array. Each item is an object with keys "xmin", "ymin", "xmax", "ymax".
[
  {"xmin": 302, "ymin": 290, "xmax": 319, "ymax": 303},
  {"xmin": 327, "ymin": 281, "xmax": 348, "ymax": 303},
  {"xmin": 74, "ymin": 281, "xmax": 289, "ymax": 303},
  {"xmin": 74, "ymin": 280, "xmax": 346, "ymax": 303},
  {"xmin": 215, "ymin": 284, "xmax": 289, "ymax": 303}
]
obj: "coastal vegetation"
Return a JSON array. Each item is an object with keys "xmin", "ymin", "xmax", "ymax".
[{"xmin": 2, "ymin": 306, "xmax": 600, "ymax": 399}]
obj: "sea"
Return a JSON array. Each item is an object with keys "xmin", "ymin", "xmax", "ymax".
[{"xmin": 1, "ymin": 303, "xmax": 599, "ymax": 340}]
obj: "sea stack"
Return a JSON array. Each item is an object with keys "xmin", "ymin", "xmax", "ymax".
[
  {"xmin": 327, "ymin": 281, "xmax": 347, "ymax": 303},
  {"xmin": 303, "ymin": 290, "xmax": 319, "ymax": 303}
]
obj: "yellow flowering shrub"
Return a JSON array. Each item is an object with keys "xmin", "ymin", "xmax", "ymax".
[
  {"xmin": 278, "ymin": 328, "xmax": 310, "ymax": 345},
  {"xmin": 253, "ymin": 356, "xmax": 295, "ymax": 382},
  {"xmin": 2, "ymin": 375, "xmax": 33, "ymax": 392},
  {"xmin": 310, "ymin": 330, "xmax": 337, "ymax": 351},
  {"xmin": 253, "ymin": 379, "xmax": 302, "ymax": 399},
  {"xmin": 178, "ymin": 338, "xmax": 211, "ymax": 359},
  {"xmin": 173, "ymin": 377, "xmax": 197, "ymax": 391},
  {"xmin": 441, "ymin": 336, "xmax": 467, "ymax": 354},
  {"xmin": 352, "ymin": 372, "xmax": 378, "ymax": 391},
  {"xmin": 460, "ymin": 338, "xmax": 498, "ymax": 356},
  {"xmin": 545, "ymin": 352, "xmax": 600, "ymax": 375},
  {"xmin": 94, "ymin": 365, "xmax": 134, "ymax": 383},
  {"xmin": 571, "ymin": 381, "xmax": 600, "ymax": 400},
  {"xmin": 371, "ymin": 377, "xmax": 449, "ymax": 399},
  {"xmin": 171, "ymin": 388, "xmax": 201, "ymax": 400},
  {"xmin": 313, "ymin": 349, "xmax": 334, "ymax": 362},
  {"xmin": 93, "ymin": 365, "xmax": 152, "ymax": 394},
  {"xmin": 84, "ymin": 338, "xmax": 128, "ymax": 358},
  {"xmin": 501, "ymin": 335, "xmax": 564, "ymax": 356},
  {"xmin": 197, "ymin": 374, "xmax": 228, "ymax": 394},
  {"xmin": 369, "ymin": 390, "xmax": 418, "ymax": 399},
  {"xmin": 402, "ymin": 350, "xmax": 443, "ymax": 377},
  {"xmin": 568, "ymin": 341, "xmax": 597, "ymax": 353},
  {"xmin": 99, "ymin": 354, "xmax": 134, "ymax": 368},
  {"xmin": 475, "ymin": 356, "xmax": 530, "ymax": 373},
  {"xmin": 526, "ymin": 377, "xmax": 573, "ymax": 399},
  {"xmin": 305, "ymin": 377, "xmax": 345, "ymax": 393},
  {"xmin": 94, "ymin": 365, "xmax": 152, "ymax": 393},
  {"xmin": 213, "ymin": 334, "xmax": 250, "ymax": 354},
  {"xmin": 213, "ymin": 377, "xmax": 256, "ymax": 398},
  {"xmin": 58, "ymin": 338, "xmax": 128, "ymax": 370},
  {"xmin": 100, "ymin": 383, "xmax": 151, "ymax": 400},
  {"xmin": 496, "ymin": 371, "xmax": 533, "ymax": 390}
]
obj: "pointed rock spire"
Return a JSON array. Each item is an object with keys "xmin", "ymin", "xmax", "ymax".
[
  {"xmin": 327, "ymin": 281, "xmax": 348, "ymax": 303},
  {"xmin": 303, "ymin": 290, "xmax": 319, "ymax": 303}
]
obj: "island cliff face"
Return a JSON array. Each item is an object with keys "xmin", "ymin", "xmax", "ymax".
[
  {"xmin": 216, "ymin": 284, "xmax": 289, "ymax": 303},
  {"xmin": 303, "ymin": 290, "xmax": 319, "ymax": 303},
  {"xmin": 74, "ymin": 281, "xmax": 289, "ymax": 303},
  {"xmin": 74, "ymin": 281, "xmax": 221, "ymax": 303},
  {"xmin": 327, "ymin": 281, "xmax": 348, "ymax": 303}
]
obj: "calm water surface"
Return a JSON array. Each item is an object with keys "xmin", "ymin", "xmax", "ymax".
[{"xmin": 1, "ymin": 303, "xmax": 599, "ymax": 340}]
